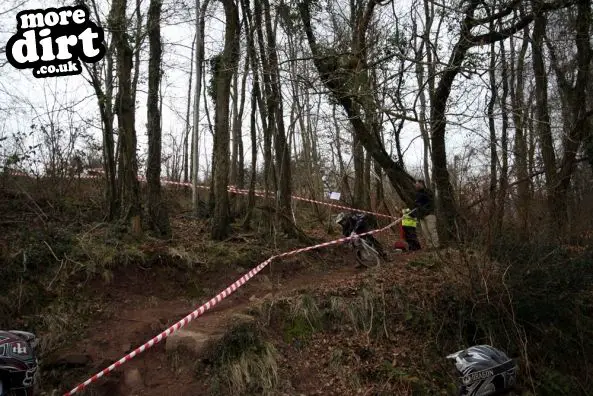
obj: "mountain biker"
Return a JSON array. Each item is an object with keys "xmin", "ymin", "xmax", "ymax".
[
  {"xmin": 0, "ymin": 330, "xmax": 39, "ymax": 396},
  {"xmin": 447, "ymin": 344, "xmax": 518, "ymax": 396},
  {"xmin": 335, "ymin": 212, "xmax": 387, "ymax": 260}
]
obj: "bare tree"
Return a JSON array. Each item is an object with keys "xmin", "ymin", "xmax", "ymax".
[
  {"xmin": 353, "ymin": 132, "xmax": 365, "ymax": 209},
  {"xmin": 260, "ymin": 0, "xmax": 293, "ymax": 234},
  {"xmin": 426, "ymin": 0, "xmax": 570, "ymax": 242},
  {"xmin": 508, "ymin": 17, "xmax": 530, "ymax": 234},
  {"xmin": 487, "ymin": 33, "xmax": 498, "ymax": 242},
  {"xmin": 192, "ymin": 0, "xmax": 210, "ymax": 215},
  {"xmin": 230, "ymin": 43, "xmax": 249, "ymax": 213},
  {"xmin": 497, "ymin": 39, "xmax": 510, "ymax": 235},
  {"xmin": 82, "ymin": 0, "xmax": 118, "ymax": 220},
  {"xmin": 298, "ymin": 0, "xmax": 417, "ymax": 211},
  {"xmin": 184, "ymin": 34, "xmax": 196, "ymax": 183},
  {"xmin": 544, "ymin": 0, "xmax": 593, "ymax": 230},
  {"xmin": 146, "ymin": 0, "xmax": 171, "ymax": 237},
  {"xmin": 253, "ymin": 0, "xmax": 277, "ymax": 201},
  {"xmin": 531, "ymin": 1, "xmax": 557, "ymax": 228},
  {"xmin": 111, "ymin": 0, "xmax": 142, "ymax": 234},
  {"xmin": 239, "ymin": 0, "xmax": 261, "ymax": 229},
  {"xmin": 211, "ymin": 0, "xmax": 241, "ymax": 240}
]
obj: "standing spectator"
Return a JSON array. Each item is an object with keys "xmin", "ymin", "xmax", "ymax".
[
  {"xmin": 414, "ymin": 180, "xmax": 440, "ymax": 249},
  {"xmin": 401, "ymin": 208, "xmax": 421, "ymax": 251}
]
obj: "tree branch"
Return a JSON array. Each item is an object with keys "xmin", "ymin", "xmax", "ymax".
[
  {"xmin": 469, "ymin": 0, "xmax": 575, "ymax": 45},
  {"xmin": 470, "ymin": 14, "xmax": 534, "ymax": 44},
  {"xmin": 466, "ymin": 156, "xmax": 591, "ymax": 210},
  {"xmin": 469, "ymin": 0, "xmax": 522, "ymax": 26}
]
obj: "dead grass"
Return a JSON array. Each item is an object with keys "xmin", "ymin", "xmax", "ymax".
[
  {"xmin": 204, "ymin": 321, "xmax": 279, "ymax": 395},
  {"xmin": 246, "ymin": 279, "xmax": 448, "ymax": 394},
  {"xmin": 35, "ymin": 296, "xmax": 105, "ymax": 356}
]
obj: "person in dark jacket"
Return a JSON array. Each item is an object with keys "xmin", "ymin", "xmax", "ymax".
[{"xmin": 413, "ymin": 180, "xmax": 440, "ymax": 248}]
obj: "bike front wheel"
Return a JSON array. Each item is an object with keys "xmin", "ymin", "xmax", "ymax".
[{"xmin": 355, "ymin": 245, "xmax": 381, "ymax": 267}]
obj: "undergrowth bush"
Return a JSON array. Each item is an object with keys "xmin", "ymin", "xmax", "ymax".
[
  {"xmin": 251, "ymin": 237, "xmax": 592, "ymax": 395},
  {"xmin": 489, "ymin": 237, "xmax": 593, "ymax": 394},
  {"xmin": 204, "ymin": 322, "xmax": 279, "ymax": 395},
  {"xmin": 421, "ymin": 237, "xmax": 593, "ymax": 395}
]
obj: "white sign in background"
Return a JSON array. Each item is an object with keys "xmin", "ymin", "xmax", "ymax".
[{"xmin": 329, "ymin": 192, "xmax": 341, "ymax": 200}]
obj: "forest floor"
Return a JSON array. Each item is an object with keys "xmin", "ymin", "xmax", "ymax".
[
  {"xmin": 3, "ymin": 177, "xmax": 591, "ymax": 395},
  {"xmin": 46, "ymin": 213, "xmax": 441, "ymax": 396}
]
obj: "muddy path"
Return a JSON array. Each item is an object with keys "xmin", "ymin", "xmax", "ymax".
[{"xmin": 54, "ymin": 234, "xmax": 413, "ymax": 395}]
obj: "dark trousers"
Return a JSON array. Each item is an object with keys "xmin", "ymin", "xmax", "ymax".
[{"xmin": 403, "ymin": 226, "xmax": 421, "ymax": 251}]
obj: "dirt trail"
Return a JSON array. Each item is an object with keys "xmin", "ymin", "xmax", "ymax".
[{"xmin": 57, "ymin": 242, "xmax": 410, "ymax": 395}]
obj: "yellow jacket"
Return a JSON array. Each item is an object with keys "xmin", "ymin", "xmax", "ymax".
[{"xmin": 402, "ymin": 211, "xmax": 417, "ymax": 227}]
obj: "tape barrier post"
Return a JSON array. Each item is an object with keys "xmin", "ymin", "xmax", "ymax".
[{"xmin": 63, "ymin": 215, "xmax": 404, "ymax": 395}]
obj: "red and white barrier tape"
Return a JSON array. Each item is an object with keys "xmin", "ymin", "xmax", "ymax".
[
  {"xmin": 6, "ymin": 170, "xmax": 400, "ymax": 219},
  {"xmin": 63, "ymin": 216, "xmax": 402, "ymax": 395},
  {"xmin": 227, "ymin": 186, "xmax": 397, "ymax": 219},
  {"xmin": 7, "ymin": 169, "xmax": 398, "ymax": 219},
  {"xmin": 97, "ymin": 171, "xmax": 398, "ymax": 219}
]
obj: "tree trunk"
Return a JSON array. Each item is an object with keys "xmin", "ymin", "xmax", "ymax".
[
  {"xmin": 211, "ymin": 0, "xmax": 240, "ymax": 240},
  {"xmin": 146, "ymin": 0, "xmax": 170, "ymax": 237},
  {"xmin": 487, "ymin": 38, "xmax": 498, "ymax": 243},
  {"xmin": 309, "ymin": 92, "xmax": 322, "ymax": 197},
  {"xmin": 112, "ymin": 0, "xmax": 141, "ymax": 234},
  {"xmin": 374, "ymin": 160, "xmax": 384, "ymax": 212},
  {"xmin": 353, "ymin": 134, "xmax": 365, "ymax": 209},
  {"xmin": 420, "ymin": 0, "xmax": 435, "ymax": 186},
  {"xmin": 333, "ymin": 105, "xmax": 352, "ymax": 202},
  {"xmin": 363, "ymin": 150, "xmax": 372, "ymax": 209},
  {"xmin": 551, "ymin": 0, "xmax": 593, "ymax": 229},
  {"xmin": 285, "ymin": 27, "xmax": 316, "ymax": 200},
  {"xmin": 184, "ymin": 34, "xmax": 195, "ymax": 183},
  {"xmin": 230, "ymin": 71, "xmax": 239, "ymax": 189},
  {"xmin": 263, "ymin": 0, "xmax": 293, "ymax": 235},
  {"xmin": 531, "ymin": 6, "xmax": 558, "ymax": 229},
  {"xmin": 244, "ymin": 70, "xmax": 258, "ymax": 229},
  {"xmin": 497, "ymin": 39, "xmax": 510, "ymax": 236},
  {"xmin": 230, "ymin": 49, "xmax": 249, "ymax": 214},
  {"xmin": 83, "ymin": 2, "xmax": 117, "ymax": 219},
  {"xmin": 236, "ymin": 64, "xmax": 247, "ymax": 194},
  {"xmin": 427, "ymin": 1, "xmax": 542, "ymax": 242},
  {"xmin": 253, "ymin": 0, "xmax": 275, "ymax": 201},
  {"xmin": 509, "ymin": 22, "xmax": 530, "ymax": 235},
  {"xmin": 204, "ymin": 66, "xmax": 216, "ymax": 213},
  {"xmin": 131, "ymin": 0, "xmax": 142, "ymax": 106},
  {"xmin": 192, "ymin": 0, "xmax": 209, "ymax": 215},
  {"xmin": 88, "ymin": 41, "xmax": 118, "ymax": 220},
  {"xmin": 527, "ymin": 96, "xmax": 537, "ymax": 181},
  {"xmin": 426, "ymin": 2, "xmax": 487, "ymax": 243},
  {"xmin": 586, "ymin": 134, "xmax": 593, "ymax": 173},
  {"xmin": 239, "ymin": 0, "xmax": 260, "ymax": 229}
]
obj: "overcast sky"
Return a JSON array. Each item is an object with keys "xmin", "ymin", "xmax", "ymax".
[{"xmin": 0, "ymin": 0, "xmax": 496, "ymax": 184}]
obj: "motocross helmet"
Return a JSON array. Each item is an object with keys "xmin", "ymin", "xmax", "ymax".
[
  {"xmin": 0, "ymin": 331, "xmax": 38, "ymax": 396},
  {"xmin": 447, "ymin": 345, "xmax": 517, "ymax": 396}
]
